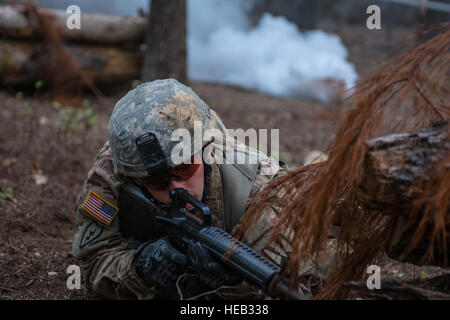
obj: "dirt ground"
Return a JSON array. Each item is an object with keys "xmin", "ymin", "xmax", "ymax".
[
  {"xmin": 0, "ymin": 24, "xmax": 448, "ymax": 300},
  {"xmin": 1, "ymin": 81, "xmax": 448, "ymax": 300},
  {"xmin": 0, "ymin": 81, "xmax": 341, "ymax": 299}
]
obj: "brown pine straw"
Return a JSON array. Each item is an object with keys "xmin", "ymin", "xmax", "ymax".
[
  {"xmin": 239, "ymin": 23, "xmax": 449, "ymax": 299},
  {"xmin": 18, "ymin": 2, "xmax": 104, "ymax": 100}
]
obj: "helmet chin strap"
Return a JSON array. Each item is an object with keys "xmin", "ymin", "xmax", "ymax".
[
  {"xmin": 201, "ymin": 163, "xmax": 212, "ymax": 203},
  {"xmin": 200, "ymin": 140, "xmax": 214, "ymax": 204}
]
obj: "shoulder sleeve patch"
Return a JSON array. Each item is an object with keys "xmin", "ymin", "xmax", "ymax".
[{"xmin": 81, "ymin": 191, "xmax": 119, "ymax": 226}]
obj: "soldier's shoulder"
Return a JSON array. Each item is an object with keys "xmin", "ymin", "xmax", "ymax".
[
  {"xmin": 92, "ymin": 141, "xmax": 114, "ymax": 173},
  {"xmin": 76, "ymin": 141, "xmax": 126, "ymax": 217},
  {"xmin": 87, "ymin": 141, "xmax": 124, "ymax": 195}
]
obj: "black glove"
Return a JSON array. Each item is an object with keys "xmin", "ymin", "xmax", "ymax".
[
  {"xmin": 134, "ymin": 236, "xmax": 187, "ymax": 288},
  {"xmin": 184, "ymin": 239, "xmax": 223, "ymax": 273},
  {"xmin": 184, "ymin": 239, "xmax": 228, "ymax": 288}
]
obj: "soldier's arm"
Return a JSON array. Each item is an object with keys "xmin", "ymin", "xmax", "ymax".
[{"xmin": 72, "ymin": 146, "xmax": 156, "ymax": 299}]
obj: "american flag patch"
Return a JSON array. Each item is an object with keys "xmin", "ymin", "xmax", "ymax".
[{"xmin": 82, "ymin": 191, "xmax": 119, "ymax": 226}]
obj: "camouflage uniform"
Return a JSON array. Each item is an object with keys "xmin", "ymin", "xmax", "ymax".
[
  {"xmin": 71, "ymin": 79, "xmax": 287, "ymax": 299},
  {"xmin": 72, "ymin": 140, "xmax": 284, "ymax": 299}
]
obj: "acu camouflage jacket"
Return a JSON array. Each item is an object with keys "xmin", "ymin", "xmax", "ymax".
[{"xmin": 71, "ymin": 138, "xmax": 287, "ymax": 299}]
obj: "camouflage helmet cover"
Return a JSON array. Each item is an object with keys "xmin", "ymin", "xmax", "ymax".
[{"xmin": 108, "ymin": 79, "xmax": 226, "ymax": 178}]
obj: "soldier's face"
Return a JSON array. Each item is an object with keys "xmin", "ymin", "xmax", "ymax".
[{"xmin": 142, "ymin": 155, "xmax": 205, "ymax": 208}]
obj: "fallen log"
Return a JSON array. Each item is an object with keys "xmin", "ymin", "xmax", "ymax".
[
  {"xmin": 0, "ymin": 39, "xmax": 143, "ymax": 86},
  {"xmin": 345, "ymin": 274, "xmax": 450, "ymax": 300},
  {"xmin": 359, "ymin": 121, "xmax": 449, "ymax": 267},
  {"xmin": 360, "ymin": 121, "xmax": 449, "ymax": 212},
  {"xmin": 0, "ymin": 4, "xmax": 147, "ymax": 45}
]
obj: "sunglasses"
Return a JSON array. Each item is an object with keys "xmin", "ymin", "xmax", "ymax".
[{"xmin": 142, "ymin": 161, "xmax": 201, "ymax": 190}]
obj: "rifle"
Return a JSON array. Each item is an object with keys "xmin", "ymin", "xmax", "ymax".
[{"xmin": 119, "ymin": 183, "xmax": 308, "ymax": 300}]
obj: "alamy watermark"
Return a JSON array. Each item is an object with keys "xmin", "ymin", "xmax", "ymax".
[
  {"xmin": 366, "ymin": 265, "xmax": 381, "ymax": 289},
  {"xmin": 65, "ymin": 263, "xmax": 382, "ymax": 291},
  {"xmin": 169, "ymin": 122, "xmax": 280, "ymax": 174},
  {"xmin": 366, "ymin": 5, "xmax": 381, "ymax": 30},
  {"xmin": 66, "ymin": 264, "xmax": 81, "ymax": 290},
  {"xmin": 66, "ymin": 5, "xmax": 81, "ymax": 30},
  {"xmin": 65, "ymin": 5, "xmax": 382, "ymax": 31}
]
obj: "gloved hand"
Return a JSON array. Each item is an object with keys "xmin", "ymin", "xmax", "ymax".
[
  {"xmin": 134, "ymin": 236, "xmax": 187, "ymax": 288},
  {"xmin": 184, "ymin": 239, "xmax": 228, "ymax": 288},
  {"xmin": 184, "ymin": 239, "xmax": 223, "ymax": 273}
]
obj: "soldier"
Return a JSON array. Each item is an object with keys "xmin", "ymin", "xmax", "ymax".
[{"xmin": 71, "ymin": 79, "xmax": 287, "ymax": 299}]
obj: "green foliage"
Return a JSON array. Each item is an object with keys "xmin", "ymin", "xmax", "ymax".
[
  {"xmin": 250, "ymin": 109, "xmax": 260, "ymax": 117},
  {"xmin": 58, "ymin": 108, "xmax": 72, "ymax": 121},
  {"xmin": 55, "ymin": 103, "xmax": 98, "ymax": 133},
  {"xmin": 52, "ymin": 101, "xmax": 61, "ymax": 109},
  {"xmin": 35, "ymin": 80, "xmax": 43, "ymax": 90},
  {"xmin": 0, "ymin": 187, "xmax": 14, "ymax": 200},
  {"xmin": 87, "ymin": 115, "xmax": 98, "ymax": 126},
  {"xmin": 83, "ymin": 99, "xmax": 91, "ymax": 108},
  {"xmin": 385, "ymin": 269, "xmax": 406, "ymax": 278},
  {"xmin": 23, "ymin": 105, "xmax": 33, "ymax": 115}
]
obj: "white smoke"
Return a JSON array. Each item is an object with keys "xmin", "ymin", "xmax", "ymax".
[{"xmin": 187, "ymin": 0, "xmax": 358, "ymax": 102}]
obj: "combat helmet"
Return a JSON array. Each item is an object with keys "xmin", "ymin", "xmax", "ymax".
[{"xmin": 108, "ymin": 79, "xmax": 227, "ymax": 178}]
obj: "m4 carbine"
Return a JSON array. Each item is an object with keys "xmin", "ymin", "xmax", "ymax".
[{"xmin": 120, "ymin": 184, "xmax": 307, "ymax": 300}]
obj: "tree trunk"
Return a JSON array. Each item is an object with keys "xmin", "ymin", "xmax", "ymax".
[{"xmin": 141, "ymin": 0, "xmax": 187, "ymax": 85}]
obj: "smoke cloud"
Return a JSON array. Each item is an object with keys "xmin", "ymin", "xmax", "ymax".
[{"xmin": 187, "ymin": 0, "xmax": 358, "ymax": 102}]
